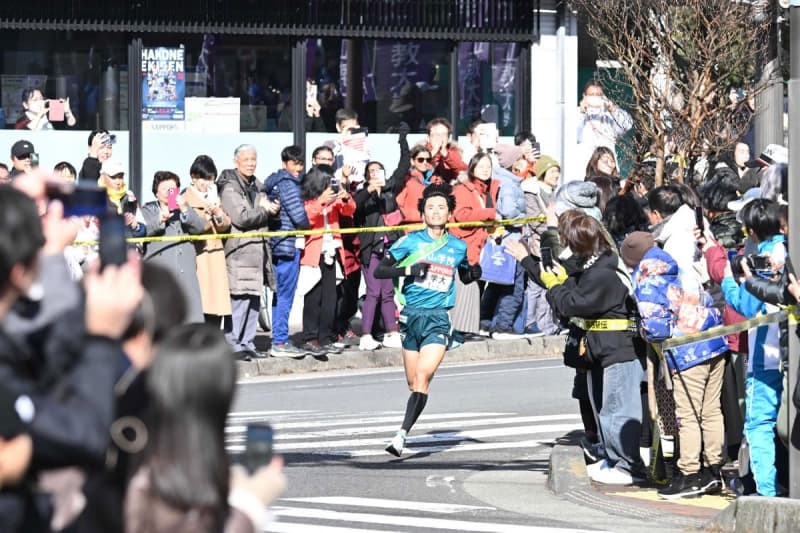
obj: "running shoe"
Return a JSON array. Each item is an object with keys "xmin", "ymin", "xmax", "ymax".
[
  {"xmin": 341, "ymin": 329, "xmax": 361, "ymax": 346},
  {"xmin": 657, "ymin": 472, "xmax": 704, "ymax": 499},
  {"xmin": 270, "ymin": 342, "xmax": 308, "ymax": 358},
  {"xmin": 385, "ymin": 431, "xmax": 406, "ymax": 457},
  {"xmin": 590, "ymin": 463, "xmax": 644, "ymax": 485},
  {"xmin": 381, "ymin": 332, "xmax": 402, "ymax": 349},
  {"xmin": 700, "ymin": 465, "xmax": 723, "ymax": 494},
  {"xmin": 298, "ymin": 341, "xmax": 328, "ymax": 358},
  {"xmin": 491, "ymin": 330, "xmax": 527, "ymax": 340},
  {"xmin": 359, "ymin": 334, "xmax": 381, "ymax": 351}
]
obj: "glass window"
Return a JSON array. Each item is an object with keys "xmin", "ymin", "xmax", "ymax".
[
  {"xmin": 0, "ymin": 30, "xmax": 128, "ymax": 131},
  {"xmin": 456, "ymin": 42, "xmax": 520, "ymax": 136},
  {"xmin": 144, "ymin": 34, "xmax": 292, "ymax": 132}
]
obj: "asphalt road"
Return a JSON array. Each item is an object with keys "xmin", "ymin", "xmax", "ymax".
[{"xmin": 230, "ymin": 358, "xmax": 683, "ymax": 533}]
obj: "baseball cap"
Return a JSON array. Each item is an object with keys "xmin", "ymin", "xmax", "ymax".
[
  {"xmin": 88, "ymin": 129, "xmax": 116, "ymax": 146},
  {"xmin": 101, "ymin": 160, "xmax": 126, "ymax": 176},
  {"xmin": 746, "ymin": 144, "xmax": 788, "ymax": 168},
  {"xmin": 11, "ymin": 140, "xmax": 35, "ymax": 159},
  {"xmin": 727, "ymin": 187, "xmax": 762, "ymax": 222}
]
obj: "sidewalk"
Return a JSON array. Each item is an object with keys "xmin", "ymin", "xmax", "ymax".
[
  {"xmin": 548, "ymin": 443, "xmax": 800, "ymax": 532},
  {"xmin": 237, "ymin": 333, "xmax": 567, "ymax": 378}
]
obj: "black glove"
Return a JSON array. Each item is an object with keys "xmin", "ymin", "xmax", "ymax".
[
  {"xmin": 408, "ymin": 263, "xmax": 428, "ymax": 278},
  {"xmin": 398, "ymin": 121, "xmax": 410, "ymax": 137},
  {"xmin": 468, "ymin": 264, "xmax": 482, "ymax": 281}
]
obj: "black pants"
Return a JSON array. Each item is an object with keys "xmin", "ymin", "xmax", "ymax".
[
  {"xmin": 335, "ymin": 269, "xmax": 361, "ymax": 336},
  {"xmin": 303, "ymin": 256, "xmax": 337, "ymax": 344}
]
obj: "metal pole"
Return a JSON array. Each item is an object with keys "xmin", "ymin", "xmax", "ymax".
[
  {"xmin": 449, "ymin": 42, "xmax": 459, "ymax": 135},
  {"xmin": 127, "ymin": 38, "xmax": 143, "ymax": 200},
  {"xmin": 755, "ymin": 0, "xmax": 784, "ymax": 152},
  {"xmin": 555, "ymin": 0, "xmax": 566, "ymax": 173},
  {"xmin": 291, "ymin": 39, "xmax": 307, "ymax": 151},
  {"xmin": 788, "ymin": 0, "xmax": 800, "ymax": 501}
]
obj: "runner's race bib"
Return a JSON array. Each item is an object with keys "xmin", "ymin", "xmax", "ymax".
[{"xmin": 414, "ymin": 262, "xmax": 454, "ymax": 293}]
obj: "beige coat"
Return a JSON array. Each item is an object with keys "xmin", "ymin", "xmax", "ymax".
[{"xmin": 185, "ymin": 186, "xmax": 233, "ymax": 316}]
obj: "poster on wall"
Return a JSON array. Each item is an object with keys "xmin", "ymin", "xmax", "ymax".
[
  {"xmin": 1, "ymin": 75, "xmax": 47, "ymax": 126},
  {"xmin": 141, "ymin": 46, "xmax": 185, "ymax": 122}
]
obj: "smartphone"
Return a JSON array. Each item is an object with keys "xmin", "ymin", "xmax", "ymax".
[
  {"xmin": 46, "ymin": 182, "xmax": 108, "ymax": 218},
  {"xmin": 746, "ymin": 254, "xmax": 771, "ymax": 272},
  {"xmin": 694, "ymin": 206, "xmax": 704, "ymax": 231},
  {"xmin": 330, "ymin": 177, "xmax": 341, "ymax": 194},
  {"xmin": 167, "ymin": 188, "xmax": 179, "ymax": 211},
  {"xmin": 48, "ymin": 99, "xmax": 65, "ymax": 122},
  {"xmin": 727, "ymin": 249, "xmax": 738, "ymax": 264},
  {"xmin": 348, "ymin": 126, "xmax": 368, "ymax": 136},
  {"xmin": 531, "ymin": 142, "xmax": 541, "ymax": 153},
  {"xmin": 122, "ymin": 194, "xmax": 138, "ymax": 215},
  {"xmin": 30, "ymin": 152, "xmax": 39, "ymax": 168},
  {"xmin": 540, "ymin": 247, "xmax": 554, "ymax": 270},
  {"xmin": 243, "ymin": 422, "xmax": 274, "ymax": 474},
  {"xmin": 99, "ymin": 214, "xmax": 128, "ymax": 270},
  {"xmin": 372, "ymin": 168, "xmax": 386, "ymax": 186}
]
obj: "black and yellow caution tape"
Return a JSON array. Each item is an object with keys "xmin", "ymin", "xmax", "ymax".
[
  {"xmin": 570, "ymin": 317, "xmax": 638, "ymax": 332},
  {"xmin": 72, "ymin": 215, "xmax": 548, "ymax": 246}
]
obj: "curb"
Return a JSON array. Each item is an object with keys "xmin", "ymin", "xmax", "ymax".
[
  {"xmin": 547, "ymin": 444, "xmax": 591, "ymax": 494},
  {"xmin": 238, "ymin": 335, "xmax": 566, "ymax": 377},
  {"xmin": 704, "ymin": 496, "xmax": 800, "ymax": 533}
]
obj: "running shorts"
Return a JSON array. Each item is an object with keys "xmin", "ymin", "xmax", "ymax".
[{"xmin": 398, "ymin": 307, "xmax": 451, "ymax": 352}]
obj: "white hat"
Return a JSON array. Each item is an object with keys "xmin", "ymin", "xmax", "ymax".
[
  {"xmin": 100, "ymin": 160, "xmax": 125, "ymax": 176},
  {"xmin": 755, "ymin": 144, "xmax": 788, "ymax": 167},
  {"xmin": 727, "ymin": 187, "xmax": 762, "ymax": 223}
]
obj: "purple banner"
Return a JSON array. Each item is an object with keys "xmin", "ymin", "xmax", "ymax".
[{"xmin": 492, "ymin": 43, "xmax": 518, "ymax": 131}]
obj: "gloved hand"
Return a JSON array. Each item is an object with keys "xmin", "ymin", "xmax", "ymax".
[
  {"xmin": 398, "ymin": 121, "xmax": 410, "ymax": 137},
  {"xmin": 467, "ymin": 264, "xmax": 482, "ymax": 282},
  {"xmin": 540, "ymin": 267, "xmax": 568, "ymax": 289},
  {"xmin": 408, "ymin": 263, "xmax": 428, "ymax": 278}
]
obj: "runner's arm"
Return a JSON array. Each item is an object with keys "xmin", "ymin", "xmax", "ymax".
[{"xmin": 374, "ymin": 253, "xmax": 427, "ymax": 279}]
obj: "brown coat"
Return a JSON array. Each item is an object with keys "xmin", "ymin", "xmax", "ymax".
[{"xmin": 185, "ymin": 186, "xmax": 233, "ymax": 316}]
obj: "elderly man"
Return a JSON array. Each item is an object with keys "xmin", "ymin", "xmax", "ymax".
[{"xmin": 219, "ymin": 144, "xmax": 280, "ymax": 360}]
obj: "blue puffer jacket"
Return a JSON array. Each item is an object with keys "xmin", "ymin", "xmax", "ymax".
[
  {"xmin": 264, "ymin": 169, "xmax": 310, "ymax": 259},
  {"xmin": 493, "ymin": 166, "xmax": 526, "ymax": 244},
  {"xmin": 633, "ymin": 246, "xmax": 727, "ymax": 371}
]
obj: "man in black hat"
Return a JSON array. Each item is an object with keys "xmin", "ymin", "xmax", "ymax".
[{"xmin": 9, "ymin": 140, "xmax": 36, "ymax": 179}]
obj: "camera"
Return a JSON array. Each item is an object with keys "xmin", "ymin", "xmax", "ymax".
[{"xmin": 746, "ymin": 254, "xmax": 772, "ymax": 273}]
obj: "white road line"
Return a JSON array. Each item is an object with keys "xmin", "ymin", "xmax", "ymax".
[
  {"xmin": 230, "ymin": 422, "xmax": 581, "ymax": 450},
  {"xmin": 282, "ymin": 497, "xmax": 495, "ymax": 514},
  {"xmin": 266, "ymin": 523, "xmax": 388, "ymax": 533},
  {"xmin": 228, "ymin": 409, "xmax": 317, "ymax": 417},
  {"xmin": 226, "ymin": 412, "xmax": 514, "ymax": 430},
  {"xmin": 438, "ymin": 365, "xmax": 564, "ymax": 378},
  {"xmin": 228, "ymin": 437, "xmax": 560, "ymax": 457},
  {"xmin": 226, "ymin": 414, "xmax": 583, "ymax": 442},
  {"xmin": 270, "ymin": 506, "xmax": 609, "ymax": 533}
]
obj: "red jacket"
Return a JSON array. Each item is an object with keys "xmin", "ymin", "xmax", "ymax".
[
  {"xmin": 430, "ymin": 142, "xmax": 468, "ymax": 183},
  {"xmin": 451, "ymin": 178, "xmax": 501, "ymax": 265},
  {"xmin": 301, "ymin": 195, "xmax": 356, "ymax": 268},
  {"xmin": 704, "ymin": 243, "xmax": 747, "ymax": 352},
  {"xmin": 396, "ymin": 171, "xmax": 442, "ymax": 223}
]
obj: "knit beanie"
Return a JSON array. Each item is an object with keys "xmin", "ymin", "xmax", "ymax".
[
  {"xmin": 494, "ymin": 143, "xmax": 523, "ymax": 170},
  {"xmin": 554, "ymin": 180, "xmax": 602, "ymax": 221},
  {"xmin": 620, "ymin": 231, "xmax": 656, "ymax": 269},
  {"xmin": 535, "ymin": 155, "xmax": 560, "ymax": 180}
]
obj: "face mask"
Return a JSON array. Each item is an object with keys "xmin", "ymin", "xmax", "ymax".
[{"xmin": 585, "ymin": 95, "xmax": 604, "ymax": 109}]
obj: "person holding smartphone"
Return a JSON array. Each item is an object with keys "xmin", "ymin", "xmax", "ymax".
[
  {"xmin": 15, "ymin": 87, "xmax": 76, "ymax": 131},
  {"xmin": 79, "ymin": 129, "xmax": 116, "ymax": 183},
  {"xmin": 140, "ymin": 171, "xmax": 208, "ymax": 324}
]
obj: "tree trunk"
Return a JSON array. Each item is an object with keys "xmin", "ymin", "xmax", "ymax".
[{"xmin": 655, "ymin": 150, "xmax": 665, "ymax": 187}]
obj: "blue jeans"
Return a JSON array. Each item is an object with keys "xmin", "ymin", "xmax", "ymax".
[
  {"xmin": 589, "ymin": 358, "xmax": 646, "ymax": 475},
  {"xmin": 745, "ymin": 369, "xmax": 783, "ymax": 496},
  {"xmin": 483, "ymin": 262, "xmax": 526, "ymax": 332},
  {"xmin": 272, "ymin": 253, "xmax": 300, "ymax": 345}
]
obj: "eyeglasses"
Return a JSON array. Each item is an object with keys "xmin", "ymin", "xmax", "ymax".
[
  {"xmin": 415, "ymin": 157, "xmax": 432, "ymax": 163},
  {"xmin": 108, "ymin": 174, "xmax": 125, "ymax": 180}
]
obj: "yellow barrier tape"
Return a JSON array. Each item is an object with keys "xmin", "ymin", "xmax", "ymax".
[
  {"xmin": 570, "ymin": 317, "xmax": 637, "ymax": 332},
  {"xmin": 72, "ymin": 215, "xmax": 547, "ymax": 246},
  {"xmin": 655, "ymin": 305, "xmax": 797, "ymax": 351}
]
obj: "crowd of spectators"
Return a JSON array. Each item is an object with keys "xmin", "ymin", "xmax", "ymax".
[{"xmin": 0, "ymin": 73, "xmax": 797, "ymax": 533}]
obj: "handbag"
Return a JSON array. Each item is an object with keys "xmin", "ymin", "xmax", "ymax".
[
  {"xmin": 479, "ymin": 238, "xmax": 516, "ymax": 285},
  {"xmin": 297, "ymin": 265, "xmax": 322, "ymax": 296}
]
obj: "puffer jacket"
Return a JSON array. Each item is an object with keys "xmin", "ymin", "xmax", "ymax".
[
  {"xmin": 521, "ymin": 178, "xmax": 553, "ymax": 255},
  {"xmin": 709, "ymin": 211, "xmax": 744, "ymax": 251},
  {"xmin": 264, "ymin": 169, "xmax": 309, "ymax": 259},
  {"xmin": 633, "ymin": 246, "xmax": 727, "ymax": 371},
  {"xmin": 651, "ymin": 204, "xmax": 709, "ymax": 291},
  {"xmin": 545, "ymin": 251, "xmax": 644, "ymax": 368},
  {"xmin": 218, "ymin": 169, "xmax": 273, "ymax": 295}
]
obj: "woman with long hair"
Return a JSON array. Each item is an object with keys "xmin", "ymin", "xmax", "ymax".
[
  {"xmin": 585, "ymin": 146, "xmax": 620, "ymax": 186},
  {"xmin": 125, "ymin": 324, "xmax": 285, "ymax": 532},
  {"xmin": 449, "ymin": 152, "xmax": 501, "ymax": 336}
]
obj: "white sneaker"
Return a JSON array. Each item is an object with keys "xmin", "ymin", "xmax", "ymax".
[
  {"xmin": 640, "ymin": 447, "xmax": 651, "ymax": 468},
  {"xmin": 382, "ymin": 332, "xmax": 402, "ymax": 349},
  {"xmin": 586, "ymin": 458, "xmax": 609, "ymax": 477},
  {"xmin": 385, "ymin": 431, "xmax": 406, "ymax": 457},
  {"xmin": 478, "ymin": 329, "xmax": 491, "ymax": 337},
  {"xmin": 491, "ymin": 331, "xmax": 527, "ymax": 340},
  {"xmin": 590, "ymin": 463, "xmax": 642, "ymax": 485},
  {"xmin": 359, "ymin": 334, "xmax": 381, "ymax": 351}
]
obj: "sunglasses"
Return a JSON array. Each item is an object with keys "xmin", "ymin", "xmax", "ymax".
[{"xmin": 415, "ymin": 157, "xmax": 432, "ymax": 163}]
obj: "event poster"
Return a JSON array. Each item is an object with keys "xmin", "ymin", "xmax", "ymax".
[{"xmin": 141, "ymin": 46, "xmax": 185, "ymax": 121}]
